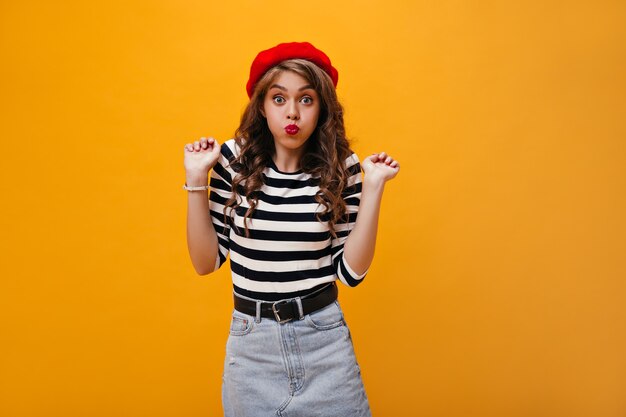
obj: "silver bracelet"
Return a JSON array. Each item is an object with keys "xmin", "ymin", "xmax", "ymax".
[{"xmin": 183, "ymin": 183, "xmax": 209, "ymax": 191}]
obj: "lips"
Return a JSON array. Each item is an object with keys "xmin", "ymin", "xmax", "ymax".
[{"xmin": 284, "ymin": 124, "xmax": 299, "ymax": 135}]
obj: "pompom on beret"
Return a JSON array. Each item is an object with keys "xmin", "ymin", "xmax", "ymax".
[{"xmin": 246, "ymin": 42, "xmax": 339, "ymax": 98}]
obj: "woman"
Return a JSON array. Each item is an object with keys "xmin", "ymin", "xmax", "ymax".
[{"xmin": 183, "ymin": 42, "xmax": 399, "ymax": 416}]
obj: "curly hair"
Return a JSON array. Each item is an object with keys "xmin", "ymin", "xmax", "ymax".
[{"xmin": 224, "ymin": 59, "xmax": 355, "ymax": 239}]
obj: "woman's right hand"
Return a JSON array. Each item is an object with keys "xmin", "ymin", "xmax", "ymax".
[{"xmin": 183, "ymin": 137, "xmax": 221, "ymax": 181}]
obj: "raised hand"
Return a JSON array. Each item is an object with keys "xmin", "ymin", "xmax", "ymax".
[
  {"xmin": 183, "ymin": 137, "xmax": 221, "ymax": 180},
  {"xmin": 361, "ymin": 152, "xmax": 400, "ymax": 185}
]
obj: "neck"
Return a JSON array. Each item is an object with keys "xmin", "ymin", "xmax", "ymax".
[{"xmin": 273, "ymin": 147, "xmax": 304, "ymax": 173}]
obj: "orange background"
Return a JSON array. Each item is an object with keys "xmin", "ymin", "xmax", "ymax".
[{"xmin": 1, "ymin": 1, "xmax": 625, "ymax": 416}]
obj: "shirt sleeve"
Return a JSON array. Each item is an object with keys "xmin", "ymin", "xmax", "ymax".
[
  {"xmin": 331, "ymin": 153, "xmax": 368, "ymax": 287},
  {"xmin": 208, "ymin": 141, "xmax": 237, "ymax": 271}
]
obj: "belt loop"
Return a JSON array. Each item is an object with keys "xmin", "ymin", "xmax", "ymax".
[
  {"xmin": 255, "ymin": 300, "xmax": 262, "ymax": 323},
  {"xmin": 295, "ymin": 297, "xmax": 304, "ymax": 320}
]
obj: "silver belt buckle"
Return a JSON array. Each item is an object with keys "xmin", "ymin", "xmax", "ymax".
[{"xmin": 271, "ymin": 300, "xmax": 292, "ymax": 324}]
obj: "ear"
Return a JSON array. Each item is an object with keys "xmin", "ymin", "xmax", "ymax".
[{"xmin": 259, "ymin": 106, "xmax": 266, "ymax": 118}]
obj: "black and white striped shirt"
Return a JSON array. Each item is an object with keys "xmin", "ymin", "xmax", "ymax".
[{"xmin": 209, "ymin": 139, "xmax": 368, "ymax": 301}]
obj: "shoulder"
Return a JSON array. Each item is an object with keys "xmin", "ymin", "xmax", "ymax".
[
  {"xmin": 345, "ymin": 152, "xmax": 360, "ymax": 165},
  {"xmin": 213, "ymin": 139, "xmax": 242, "ymax": 179},
  {"xmin": 344, "ymin": 151, "xmax": 362, "ymax": 176},
  {"xmin": 220, "ymin": 138, "xmax": 241, "ymax": 161}
]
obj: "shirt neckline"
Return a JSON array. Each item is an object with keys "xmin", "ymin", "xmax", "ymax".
[{"xmin": 268, "ymin": 159, "xmax": 304, "ymax": 175}]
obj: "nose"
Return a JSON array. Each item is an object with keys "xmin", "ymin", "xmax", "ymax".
[{"xmin": 286, "ymin": 100, "xmax": 299, "ymax": 120}]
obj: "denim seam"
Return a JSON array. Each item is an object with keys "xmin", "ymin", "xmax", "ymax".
[
  {"xmin": 304, "ymin": 302, "xmax": 345, "ymax": 330},
  {"xmin": 305, "ymin": 317, "xmax": 344, "ymax": 330},
  {"xmin": 277, "ymin": 322, "xmax": 294, "ymax": 394},
  {"xmin": 229, "ymin": 315, "xmax": 253, "ymax": 336},
  {"xmin": 275, "ymin": 392, "xmax": 293, "ymax": 416},
  {"xmin": 291, "ymin": 324, "xmax": 305, "ymax": 392},
  {"xmin": 276, "ymin": 324, "xmax": 297, "ymax": 415}
]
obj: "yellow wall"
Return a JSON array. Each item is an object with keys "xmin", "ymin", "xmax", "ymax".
[{"xmin": 1, "ymin": 1, "xmax": 625, "ymax": 416}]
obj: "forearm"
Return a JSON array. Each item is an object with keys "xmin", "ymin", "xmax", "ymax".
[
  {"xmin": 342, "ymin": 177, "xmax": 385, "ymax": 276},
  {"xmin": 186, "ymin": 173, "xmax": 219, "ymax": 275}
]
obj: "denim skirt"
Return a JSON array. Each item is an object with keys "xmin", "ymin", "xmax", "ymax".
[{"xmin": 221, "ymin": 299, "xmax": 372, "ymax": 417}]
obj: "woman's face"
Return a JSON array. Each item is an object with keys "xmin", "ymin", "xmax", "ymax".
[{"xmin": 262, "ymin": 70, "xmax": 320, "ymax": 156}]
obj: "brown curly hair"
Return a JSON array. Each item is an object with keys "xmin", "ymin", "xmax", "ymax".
[{"xmin": 224, "ymin": 58, "xmax": 355, "ymax": 238}]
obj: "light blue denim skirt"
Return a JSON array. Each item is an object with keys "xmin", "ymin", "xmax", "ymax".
[{"xmin": 221, "ymin": 298, "xmax": 372, "ymax": 417}]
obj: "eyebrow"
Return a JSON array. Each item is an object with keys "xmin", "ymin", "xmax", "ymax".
[{"xmin": 269, "ymin": 84, "xmax": 315, "ymax": 92}]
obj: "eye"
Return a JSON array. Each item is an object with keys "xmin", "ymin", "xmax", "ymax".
[
  {"xmin": 272, "ymin": 95, "xmax": 285, "ymax": 104},
  {"xmin": 300, "ymin": 96, "xmax": 313, "ymax": 104}
]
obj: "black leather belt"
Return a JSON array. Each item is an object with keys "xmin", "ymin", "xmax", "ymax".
[{"xmin": 233, "ymin": 282, "xmax": 338, "ymax": 323}]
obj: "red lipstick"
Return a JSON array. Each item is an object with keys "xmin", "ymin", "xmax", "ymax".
[{"xmin": 285, "ymin": 124, "xmax": 299, "ymax": 135}]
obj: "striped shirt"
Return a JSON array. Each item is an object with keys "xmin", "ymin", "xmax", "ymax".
[{"xmin": 208, "ymin": 139, "xmax": 368, "ymax": 301}]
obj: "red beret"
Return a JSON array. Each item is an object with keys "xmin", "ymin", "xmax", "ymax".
[{"xmin": 246, "ymin": 42, "xmax": 339, "ymax": 98}]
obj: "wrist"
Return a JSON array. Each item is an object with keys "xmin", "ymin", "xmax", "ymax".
[
  {"xmin": 363, "ymin": 175, "xmax": 386, "ymax": 191},
  {"xmin": 185, "ymin": 171, "xmax": 208, "ymax": 186}
]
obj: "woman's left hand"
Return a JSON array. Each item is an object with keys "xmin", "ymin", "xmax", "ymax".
[{"xmin": 361, "ymin": 152, "xmax": 400, "ymax": 184}]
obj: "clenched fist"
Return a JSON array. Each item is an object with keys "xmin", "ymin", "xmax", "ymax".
[
  {"xmin": 361, "ymin": 151, "xmax": 400, "ymax": 185},
  {"xmin": 184, "ymin": 137, "xmax": 221, "ymax": 182}
]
